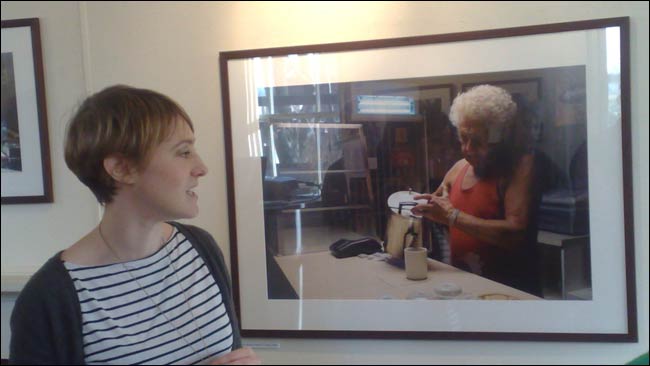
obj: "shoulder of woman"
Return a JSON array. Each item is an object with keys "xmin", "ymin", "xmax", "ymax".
[
  {"xmin": 516, "ymin": 153, "xmax": 535, "ymax": 174},
  {"xmin": 520, "ymin": 153, "xmax": 534, "ymax": 165},
  {"xmin": 446, "ymin": 159, "xmax": 468, "ymax": 181},
  {"xmin": 62, "ymin": 224, "xmax": 129, "ymax": 265},
  {"xmin": 170, "ymin": 222, "xmax": 213, "ymax": 242},
  {"xmin": 15, "ymin": 254, "xmax": 74, "ymax": 309},
  {"xmin": 170, "ymin": 222, "xmax": 222, "ymax": 256},
  {"xmin": 503, "ymin": 153, "xmax": 535, "ymax": 190}
]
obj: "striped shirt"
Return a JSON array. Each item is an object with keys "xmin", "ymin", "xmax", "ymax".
[{"xmin": 64, "ymin": 228, "xmax": 233, "ymax": 365}]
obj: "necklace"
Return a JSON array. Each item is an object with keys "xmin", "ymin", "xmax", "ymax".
[{"xmin": 98, "ymin": 223, "xmax": 210, "ymax": 362}]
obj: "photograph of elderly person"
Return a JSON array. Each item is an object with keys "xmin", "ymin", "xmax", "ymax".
[
  {"xmin": 412, "ymin": 85, "xmax": 541, "ymax": 296},
  {"xmin": 9, "ymin": 85, "xmax": 260, "ymax": 365}
]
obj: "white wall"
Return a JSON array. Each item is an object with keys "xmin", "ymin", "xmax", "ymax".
[
  {"xmin": 1, "ymin": 1, "xmax": 648, "ymax": 363},
  {"xmin": 0, "ymin": 1, "xmax": 97, "ymax": 275},
  {"xmin": 0, "ymin": 1, "xmax": 99, "ymax": 358}
]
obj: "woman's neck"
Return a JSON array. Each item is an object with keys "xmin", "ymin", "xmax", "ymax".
[{"xmin": 99, "ymin": 204, "xmax": 172, "ymax": 262}]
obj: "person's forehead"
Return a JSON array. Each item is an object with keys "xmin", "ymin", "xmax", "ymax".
[
  {"xmin": 175, "ymin": 119, "xmax": 194, "ymax": 136},
  {"xmin": 458, "ymin": 119, "xmax": 487, "ymax": 135},
  {"xmin": 164, "ymin": 118, "xmax": 195, "ymax": 145}
]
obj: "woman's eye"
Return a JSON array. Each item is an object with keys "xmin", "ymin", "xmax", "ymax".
[{"xmin": 180, "ymin": 150, "xmax": 191, "ymax": 157}]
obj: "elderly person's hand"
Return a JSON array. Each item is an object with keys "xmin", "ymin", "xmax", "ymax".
[
  {"xmin": 414, "ymin": 185, "xmax": 448, "ymax": 202},
  {"xmin": 210, "ymin": 347, "xmax": 261, "ymax": 365},
  {"xmin": 413, "ymin": 193, "xmax": 434, "ymax": 202},
  {"xmin": 412, "ymin": 194, "xmax": 455, "ymax": 225}
]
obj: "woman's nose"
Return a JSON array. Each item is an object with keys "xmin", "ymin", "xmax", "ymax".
[
  {"xmin": 462, "ymin": 141, "xmax": 473, "ymax": 153},
  {"xmin": 193, "ymin": 155, "xmax": 208, "ymax": 177}
]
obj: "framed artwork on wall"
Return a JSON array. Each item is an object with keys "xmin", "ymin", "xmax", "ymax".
[
  {"xmin": 1, "ymin": 18, "xmax": 52, "ymax": 204},
  {"xmin": 219, "ymin": 17, "xmax": 636, "ymax": 341}
]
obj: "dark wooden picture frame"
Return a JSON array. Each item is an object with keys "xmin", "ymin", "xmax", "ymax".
[
  {"xmin": 219, "ymin": 17, "xmax": 636, "ymax": 342},
  {"xmin": 1, "ymin": 18, "xmax": 52, "ymax": 204}
]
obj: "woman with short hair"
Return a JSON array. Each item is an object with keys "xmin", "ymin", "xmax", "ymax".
[{"xmin": 10, "ymin": 85, "xmax": 260, "ymax": 365}]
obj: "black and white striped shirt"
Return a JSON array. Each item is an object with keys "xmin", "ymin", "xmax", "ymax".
[{"xmin": 64, "ymin": 228, "xmax": 233, "ymax": 365}]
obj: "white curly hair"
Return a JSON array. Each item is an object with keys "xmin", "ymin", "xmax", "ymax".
[{"xmin": 449, "ymin": 85, "xmax": 517, "ymax": 130}]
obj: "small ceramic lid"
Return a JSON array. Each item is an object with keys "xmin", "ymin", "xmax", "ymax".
[
  {"xmin": 435, "ymin": 283, "xmax": 463, "ymax": 297},
  {"xmin": 387, "ymin": 190, "xmax": 428, "ymax": 217}
]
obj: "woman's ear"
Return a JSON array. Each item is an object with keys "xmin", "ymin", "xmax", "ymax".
[{"xmin": 103, "ymin": 154, "xmax": 138, "ymax": 185}]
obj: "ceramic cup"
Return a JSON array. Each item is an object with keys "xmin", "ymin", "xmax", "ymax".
[{"xmin": 404, "ymin": 246, "xmax": 428, "ymax": 280}]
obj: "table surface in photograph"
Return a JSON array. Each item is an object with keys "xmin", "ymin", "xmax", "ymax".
[{"xmin": 273, "ymin": 252, "xmax": 540, "ymax": 300}]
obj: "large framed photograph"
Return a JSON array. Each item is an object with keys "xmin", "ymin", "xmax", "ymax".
[
  {"xmin": 1, "ymin": 18, "xmax": 52, "ymax": 204},
  {"xmin": 219, "ymin": 17, "xmax": 636, "ymax": 341}
]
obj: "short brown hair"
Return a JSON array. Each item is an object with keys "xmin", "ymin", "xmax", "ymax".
[{"xmin": 64, "ymin": 85, "xmax": 193, "ymax": 204}]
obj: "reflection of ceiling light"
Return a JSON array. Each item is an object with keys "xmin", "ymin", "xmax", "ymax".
[{"xmin": 356, "ymin": 95, "xmax": 415, "ymax": 115}]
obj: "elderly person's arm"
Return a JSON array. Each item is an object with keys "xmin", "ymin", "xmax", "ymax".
[
  {"xmin": 415, "ymin": 159, "xmax": 465, "ymax": 202},
  {"xmin": 413, "ymin": 155, "xmax": 534, "ymax": 250}
]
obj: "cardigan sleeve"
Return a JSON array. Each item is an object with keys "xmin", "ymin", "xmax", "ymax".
[{"xmin": 9, "ymin": 255, "xmax": 85, "ymax": 365}]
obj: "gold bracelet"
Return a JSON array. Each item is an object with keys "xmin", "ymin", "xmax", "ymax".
[{"xmin": 448, "ymin": 208, "xmax": 460, "ymax": 227}]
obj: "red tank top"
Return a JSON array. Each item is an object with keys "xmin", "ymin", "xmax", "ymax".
[{"xmin": 449, "ymin": 162, "xmax": 502, "ymax": 267}]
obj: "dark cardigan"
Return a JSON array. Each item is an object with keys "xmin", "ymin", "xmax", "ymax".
[{"xmin": 9, "ymin": 222, "xmax": 241, "ymax": 365}]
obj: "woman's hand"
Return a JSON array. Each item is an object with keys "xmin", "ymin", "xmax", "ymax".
[
  {"xmin": 413, "ymin": 193, "xmax": 434, "ymax": 202},
  {"xmin": 413, "ymin": 185, "xmax": 448, "ymax": 203},
  {"xmin": 412, "ymin": 195, "xmax": 454, "ymax": 225},
  {"xmin": 210, "ymin": 347, "xmax": 261, "ymax": 365}
]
